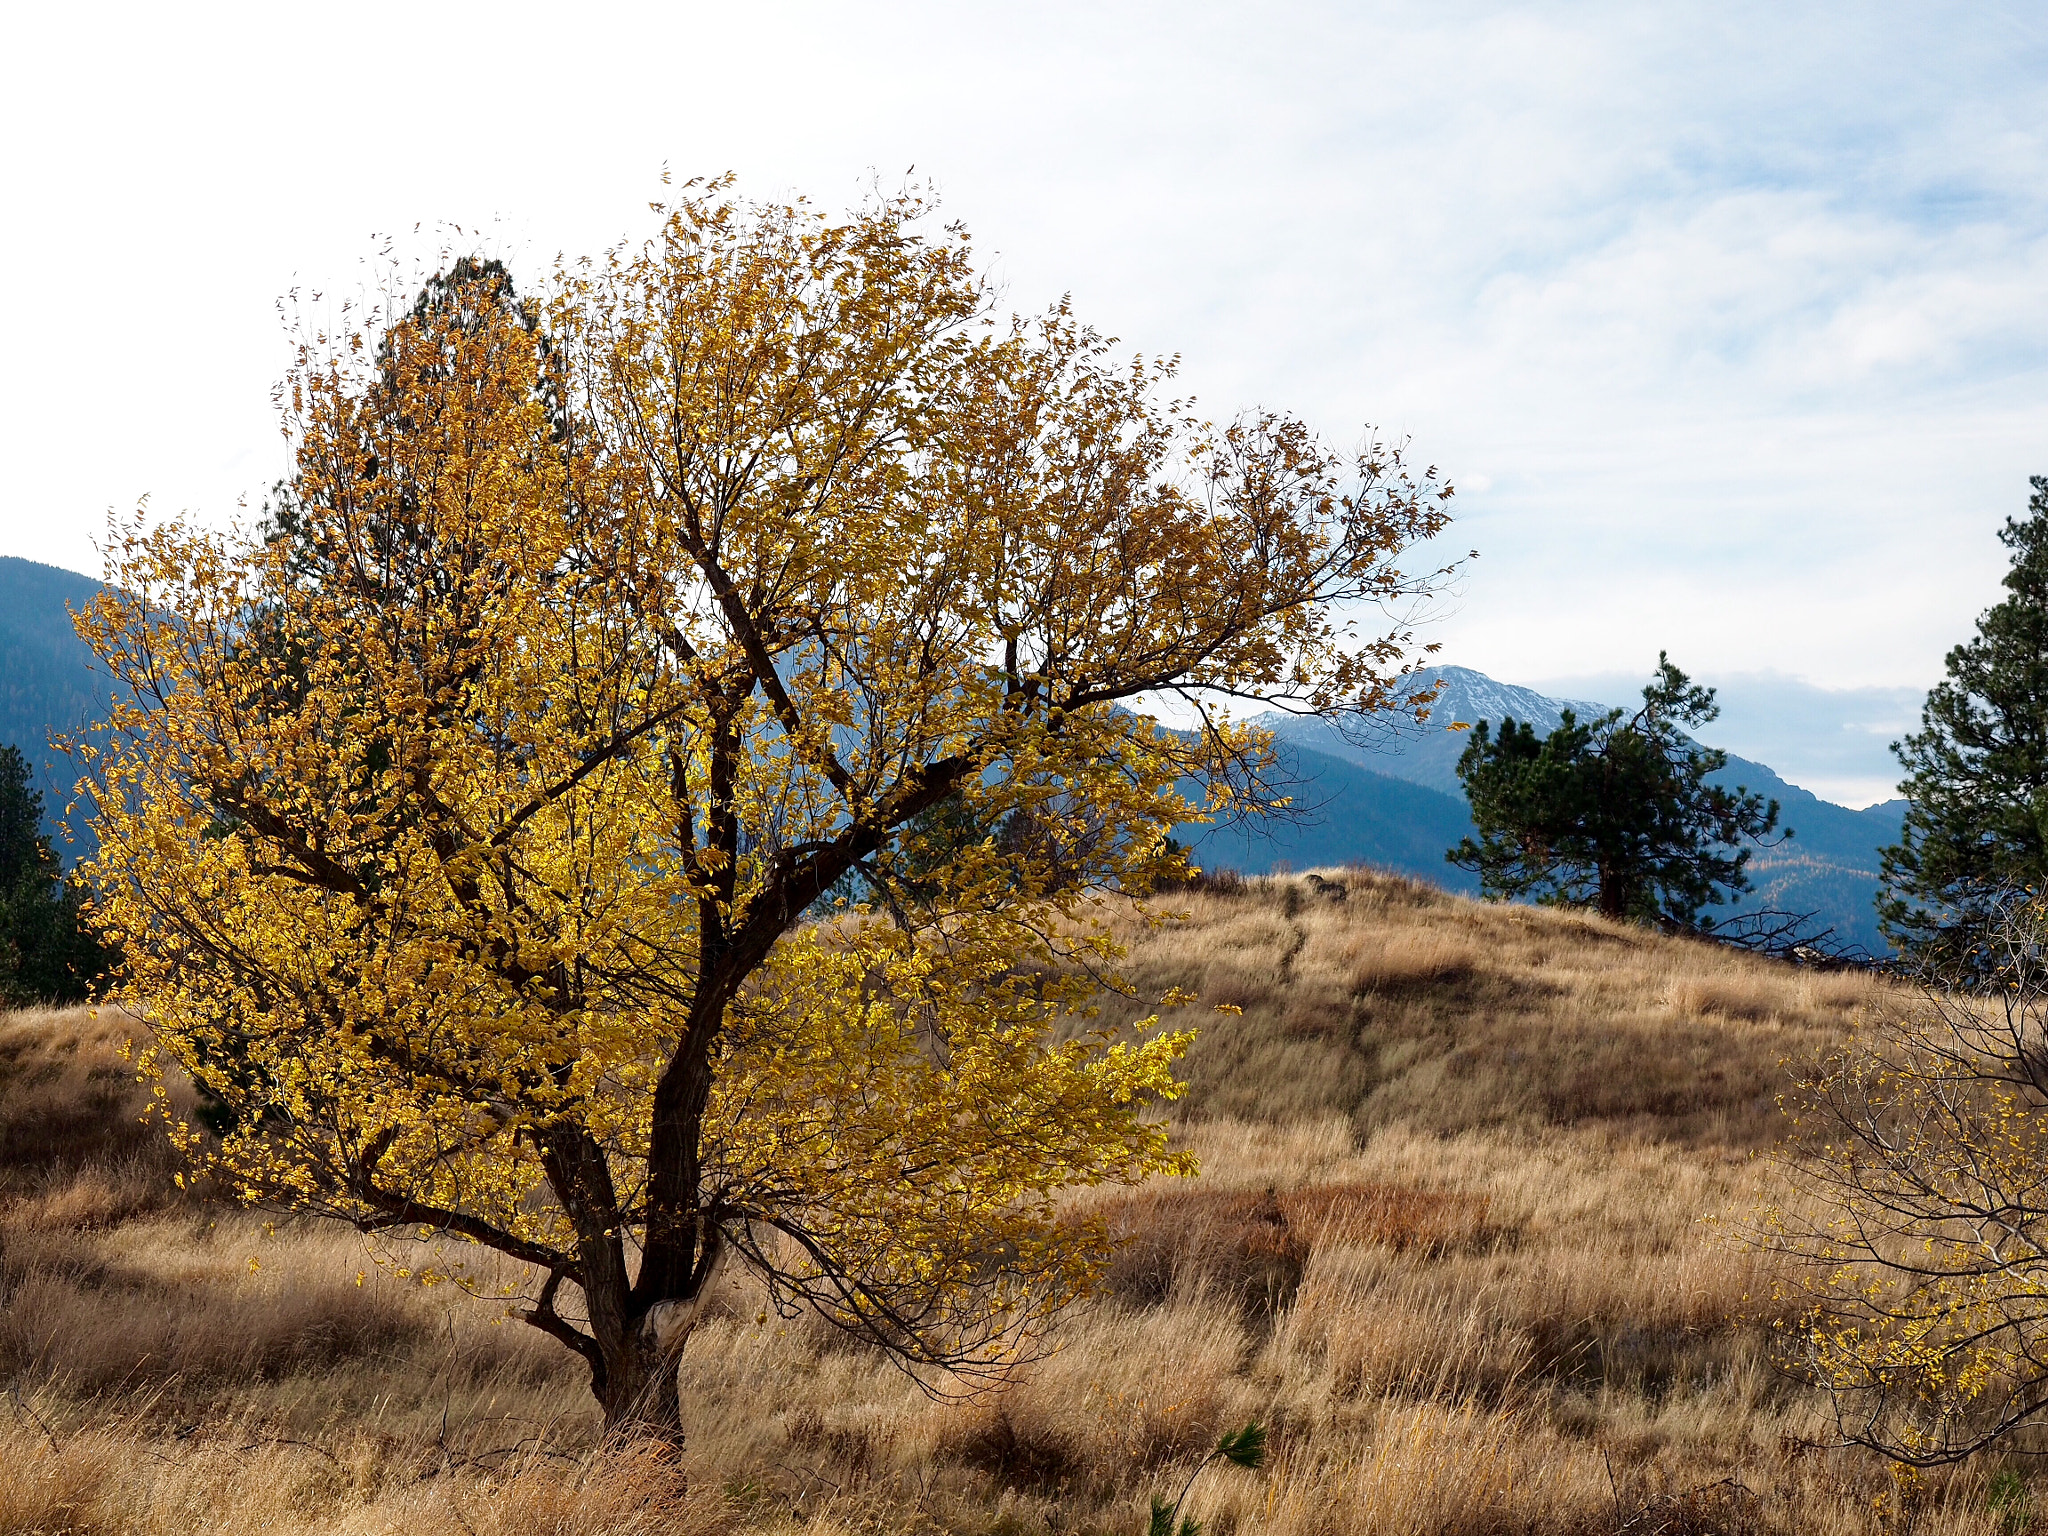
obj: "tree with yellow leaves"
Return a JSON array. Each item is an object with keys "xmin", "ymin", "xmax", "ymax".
[
  {"xmin": 71, "ymin": 183, "xmax": 1457, "ymax": 1435},
  {"xmin": 1772, "ymin": 894, "xmax": 2048, "ymax": 1465}
]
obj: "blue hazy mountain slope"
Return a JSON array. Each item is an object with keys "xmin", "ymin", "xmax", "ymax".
[
  {"xmin": 1178, "ymin": 739, "xmax": 1479, "ymax": 893},
  {"xmin": 0, "ymin": 557, "xmax": 106, "ymax": 759},
  {"xmin": 0, "ymin": 556, "xmax": 112, "ymax": 857},
  {"xmin": 1235, "ymin": 666, "xmax": 1907, "ymax": 953},
  {"xmin": 0, "ymin": 561, "xmax": 1912, "ymax": 947},
  {"xmin": 1707, "ymin": 754, "xmax": 1904, "ymax": 952}
]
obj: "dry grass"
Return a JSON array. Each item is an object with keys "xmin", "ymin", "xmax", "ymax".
[{"xmin": 2, "ymin": 874, "xmax": 2040, "ymax": 1533}]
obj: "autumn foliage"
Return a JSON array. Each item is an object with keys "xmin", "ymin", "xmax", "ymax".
[{"xmin": 69, "ymin": 183, "xmax": 1455, "ymax": 1433}]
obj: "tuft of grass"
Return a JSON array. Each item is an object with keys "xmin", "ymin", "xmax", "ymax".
[{"xmin": 1088, "ymin": 1181, "xmax": 1495, "ymax": 1321}]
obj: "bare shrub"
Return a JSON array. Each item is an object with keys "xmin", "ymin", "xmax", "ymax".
[
  {"xmin": 934, "ymin": 1396, "xmax": 1082, "ymax": 1490},
  {"xmin": 1091, "ymin": 1181, "xmax": 1492, "ymax": 1321}
]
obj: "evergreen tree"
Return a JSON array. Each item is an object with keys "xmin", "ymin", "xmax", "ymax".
[
  {"xmin": 0, "ymin": 743, "xmax": 115, "ymax": 1005},
  {"xmin": 1881, "ymin": 477, "xmax": 2048, "ymax": 973},
  {"xmin": 1448, "ymin": 655, "xmax": 1784, "ymax": 927},
  {"xmin": 260, "ymin": 255, "xmax": 552, "ymax": 588}
]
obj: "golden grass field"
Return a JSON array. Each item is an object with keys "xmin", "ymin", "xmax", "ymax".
[{"xmin": 0, "ymin": 872, "xmax": 2036, "ymax": 1534}]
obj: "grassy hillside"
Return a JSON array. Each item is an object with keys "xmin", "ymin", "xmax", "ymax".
[
  {"xmin": 0, "ymin": 878, "xmax": 2032, "ymax": 1534},
  {"xmin": 1702, "ymin": 759, "xmax": 1902, "ymax": 955}
]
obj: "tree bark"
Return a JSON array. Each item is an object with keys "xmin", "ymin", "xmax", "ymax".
[
  {"xmin": 596, "ymin": 1308, "xmax": 685, "ymax": 1437},
  {"xmin": 589, "ymin": 1225, "xmax": 726, "ymax": 1438},
  {"xmin": 1597, "ymin": 860, "xmax": 1625, "ymax": 921}
]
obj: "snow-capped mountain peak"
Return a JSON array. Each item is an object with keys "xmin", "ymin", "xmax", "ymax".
[{"xmin": 1409, "ymin": 666, "xmax": 1613, "ymax": 736}]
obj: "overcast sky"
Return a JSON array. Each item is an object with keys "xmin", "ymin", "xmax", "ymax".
[{"xmin": 4, "ymin": 1, "xmax": 2044, "ymax": 802}]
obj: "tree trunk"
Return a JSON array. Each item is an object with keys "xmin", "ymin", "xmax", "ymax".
[
  {"xmin": 597, "ymin": 1311, "xmax": 685, "ymax": 1438},
  {"xmin": 1597, "ymin": 860, "xmax": 1625, "ymax": 921},
  {"xmin": 592, "ymin": 1247, "xmax": 726, "ymax": 1439}
]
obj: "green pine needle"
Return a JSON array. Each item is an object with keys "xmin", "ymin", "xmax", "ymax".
[{"xmin": 1216, "ymin": 1421, "xmax": 1267, "ymax": 1470}]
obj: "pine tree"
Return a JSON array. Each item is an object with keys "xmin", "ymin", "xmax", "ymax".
[
  {"xmin": 0, "ymin": 743, "xmax": 115, "ymax": 1005},
  {"xmin": 1448, "ymin": 655, "xmax": 1783, "ymax": 928},
  {"xmin": 1881, "ymin": 477, "xmax": 2048, "ymax": 972}
]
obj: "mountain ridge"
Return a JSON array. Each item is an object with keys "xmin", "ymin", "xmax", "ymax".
[
  {"xmin": 1185, "ymin": 665, "xmax": 1905, "ymax": 952},
  {"xmin": 0, "ymin": 558, "xmax": 1905, "ymax": 947}
]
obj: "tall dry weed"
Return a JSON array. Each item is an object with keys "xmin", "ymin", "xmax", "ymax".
[
  {"xmin": 0, "ymin": 1414, "xmax": 728, "ymax": 1536},
  {"xmin": 1207, "ymin": 1399, "xmax": 1609, "ymax": 1536}
]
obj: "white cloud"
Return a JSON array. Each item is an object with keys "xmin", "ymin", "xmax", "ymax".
[
  {"xmin": 1530, "ymin": 666, "xmax": 1925, "ymax": 806},
  {"xmin": 1, "ymin": 0, "xmax": 2043, "ymax": 698}
]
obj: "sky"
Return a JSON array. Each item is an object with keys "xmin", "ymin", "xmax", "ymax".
[
  {"xmin": 3, "ymin": 1, "xmax": 2043, "ymax": 806},
  {"xmin": 1531, "ymin": 670, "xmax": 1925, "ymax": 808}
]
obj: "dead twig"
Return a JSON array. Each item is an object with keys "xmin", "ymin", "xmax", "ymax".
[
  {"xmin": 1613, "ymin": 1475, "xmax": 1763, "ymax": 1534},
  {"xmin": 236, "ymin": 1435, "xmax": 345, "ymax": 1466},
  {"xmin": 7, "ymin": 1379, "xmax": 61, "ymax": 1454}
]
